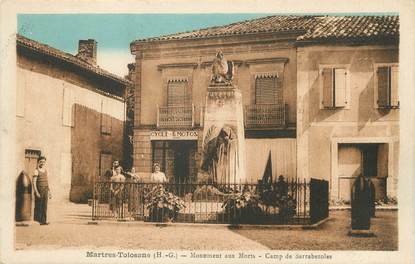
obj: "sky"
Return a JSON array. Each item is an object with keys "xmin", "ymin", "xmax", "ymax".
[{"xmin": 17, "ymin": 14, "xmax": 270, "ymax": 76}]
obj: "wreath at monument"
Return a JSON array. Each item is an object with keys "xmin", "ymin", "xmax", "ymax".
[
  {"xmin": 221, "ymin": 190, "xmax": 262, "ymax": 224},
  {"xmin": 144, "ymin": 185, "xmax": 186, "ymax": 222}
]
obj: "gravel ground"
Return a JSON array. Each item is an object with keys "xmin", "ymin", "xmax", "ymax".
[
  {"xmin": 15, "ymin": 204, "xmax": 397, "ymax": 251},
  {"xmin": 16, "ymin": 223, "xmax": 268, "ymax": 250},
  {"xmin": 232, "ymin": 210, "xmax": 398, "ymax": 251}
]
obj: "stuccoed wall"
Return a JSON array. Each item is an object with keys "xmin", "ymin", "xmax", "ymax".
[
  {"xmin": 16, "ymin": 57, "xmax": 125, "ymax": 203},
  {"xmin": 296, "ymin": 45, "xmax": 399, "ymax": 200}
]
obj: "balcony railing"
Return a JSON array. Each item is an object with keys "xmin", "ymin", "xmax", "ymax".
[
  {"xmin": 244, "ymin": 104, "xmax": 287, "ymax": 128},
  {"xmin": 157, "ymin": 104, "xmax": 194, "ymax": 128}
]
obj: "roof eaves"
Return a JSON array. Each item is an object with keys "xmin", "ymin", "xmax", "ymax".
[
  {"xmin": 295, "ymin": 35, "xmax": 399, "ymax": 46},
  {"xmin": 131, "ymin": 28, "xmax": 307, "ymax": 47},
  {"xmin": 17, "ymin": 35, "xmax": 132, "ymax": 86}
]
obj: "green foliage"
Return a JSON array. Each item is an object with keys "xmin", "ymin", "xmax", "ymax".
[
  {"xmin": 145, "ymin": 185, "xmax": 186, "ymax": 221},
  {"xmin": 222, "ymin": 190, "xmax": 260, "ymax": 211},
  {"xmin": 221, "ymin": 190, "xmax": 262, "ymax": 223},
  {"xmin": 375, "ymin": 196, "xmax": 398, "ymax": 206},
  {"xmin": 258, "ymin": 182, "xmax": 297, "ymax": 218}
]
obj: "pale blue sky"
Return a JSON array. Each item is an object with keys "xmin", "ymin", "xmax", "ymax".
[
  {"xmin": 18, "ymin": 14, "xmax": 269, "ymax": 76},
  {"xmin": 18, "ymin": 13, "xmax": 396, "ymax": 76}
]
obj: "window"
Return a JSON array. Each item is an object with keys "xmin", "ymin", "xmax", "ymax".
[
  {"xmin": 375, "ymin": 65, "xmax": 399, "ymax": 109},
  {"xmin": 167, "ymin": 80, "xmax": 188, "ymax": 106},
  {"xmin": 255, "ymin": 75, "xmax": 282, "ymax": 105},
  {"xmin": 101, "ymin": 99, "xmax": 112, "ymax": 135},
  {"xmin": 320, "ymin": 67, "xmax": 349, "ymax": 109},
  {"xmin": 24, "ymin": 149, "xmax": 41, "ymax": 176},
  {"xmin": 152, "ymin": 141, "xmax": 167, "ymax": 173}
]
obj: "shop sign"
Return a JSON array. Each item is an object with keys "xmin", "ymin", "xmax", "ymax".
[{"xmin": 150, "ymin": 130, "xmax": 198, "ymax": 140}]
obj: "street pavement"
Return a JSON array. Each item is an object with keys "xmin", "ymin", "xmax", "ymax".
[{"xmin": 15, "ymin": 202, "xmax": 398, "ymax": 251}]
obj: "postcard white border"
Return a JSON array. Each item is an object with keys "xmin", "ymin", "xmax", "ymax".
[{"xmin": 1, "ymin": 0, "xmax": 414, "ymax": 263}]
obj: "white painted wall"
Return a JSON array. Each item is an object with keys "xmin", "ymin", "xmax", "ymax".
[{"xmin": 16, "ymin": 68, "xmax": 125, "ymax": 202}]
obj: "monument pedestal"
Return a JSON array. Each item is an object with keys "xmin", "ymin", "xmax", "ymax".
[
  {"xmin": 348, "ymin": 229, "xmax": 375, "ymax": 237},
  {"xmin": 200, "ymin": 83, "xmax": 246, "ymax": 184}
]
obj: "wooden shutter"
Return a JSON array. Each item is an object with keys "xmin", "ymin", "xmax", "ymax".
[
  {"xmin": 390, "ymin": 66, "xmax": 399, "ymax": 107},
  {"xmin": 167, "ymin": 81, "xmax": 187, "ymax": 106},
  {"xmin": 255, "ymin": 77, "xmax": 278, "ymax": 104},
  {"xmin": 334, "ymin": 68, "xmax": 347, "ymax": 107},
  {"xmin": 377, "ymin": 66, "xmax": 390, "ymax": 108},
  {"xmin": 322, "ymin": 68, "xmax": 334, "ymax": 108}
]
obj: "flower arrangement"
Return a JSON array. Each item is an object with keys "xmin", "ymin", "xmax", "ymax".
[
  {"xmin": 258, "ymin": 180, "xmax": 297, "ymax": 218},
  {"xmin": 375, "ymin": 195, "xmax": 398, "ymax": 206},
  {"xmin": 144, "ymin": 184, "xmax": 186, "ymax": 222},
  {"xmin": 222, "ymin": 190, "xmax": 262, "ymax": 223}
]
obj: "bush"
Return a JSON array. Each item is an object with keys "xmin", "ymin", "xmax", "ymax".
[
  {"xmin": 222, "ymin": 190, "xmax": 262, "ymax": 223},
  {"xmin": 144, "ymin": 185, "xmax": 186, "ymax": 222}
]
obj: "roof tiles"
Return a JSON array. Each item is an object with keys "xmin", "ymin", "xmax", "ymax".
[
  {"xmin": 17, "ymin": 34, "xmax": 131, "ymax": 85},
  {"xmin": 133, "ymin": 15, "xmax": 399, "ymax": 44}
]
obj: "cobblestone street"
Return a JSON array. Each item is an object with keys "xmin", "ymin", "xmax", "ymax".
[{"xmin": 15, "ymin": 203, "xmax": 397, "ymax": 251}]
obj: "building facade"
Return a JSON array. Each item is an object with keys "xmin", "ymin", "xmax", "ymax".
[
  {"xmin": 130, "ymin": 16, "xmax": 302, "ymax": 184},
  {"xmin": 296, "ymin": 20, "xmax": 399, "ymax": 200},
  {"xmin": 16, "ymin": 35, "xmax": 130, "ymax": 203},
  {"xmin": 130, "ymin": 15, "xmax": 399, "ymax": 201}
]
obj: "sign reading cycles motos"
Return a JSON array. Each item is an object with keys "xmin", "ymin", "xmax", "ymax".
[{"xmin": 150, "ymin": 130, "xmax": 198, "ymax": 140}]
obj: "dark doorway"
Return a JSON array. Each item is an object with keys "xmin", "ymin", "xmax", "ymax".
[
  {"xmin": 171, "ymin": 141, "xmax": 191, "ymax": 184},
  {"xmin": 361, "ymin": 144, "xmax": 379, "ymax": 177},
  {"xmin": 151, "ymin": 140, "xmax": 197, "ymax": 184}
]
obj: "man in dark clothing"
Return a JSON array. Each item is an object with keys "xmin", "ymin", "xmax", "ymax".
[{"xmin": 32, "ymin": 156, "xmax": 51, "ymax": 225}]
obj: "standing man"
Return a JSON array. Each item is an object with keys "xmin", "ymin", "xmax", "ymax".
[
  {"xmin": 104, "ymin": 159, "xmax": 122, "ymax": 181},
  {"xmin": 32, "ymin": 156, "xmax": 52, "ymax": 225}
]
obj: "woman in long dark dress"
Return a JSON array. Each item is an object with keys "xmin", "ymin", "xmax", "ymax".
[{"xmin": 32, "ymin": 156, "xmax": 52, "ymax": 225}]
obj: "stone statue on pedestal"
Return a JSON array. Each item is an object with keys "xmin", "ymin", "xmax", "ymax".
[
  {"xmin": 199, "ymin": 51, "xmax": 246, "ymax": 184},
  {"xmin": 211, "ymin": 50, "xmax": 234, "ymax": 84}
]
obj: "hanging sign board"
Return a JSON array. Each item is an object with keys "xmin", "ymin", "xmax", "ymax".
[{"xmin": 150, "ymin": 130, "xmax": 198, "ymax": 140}]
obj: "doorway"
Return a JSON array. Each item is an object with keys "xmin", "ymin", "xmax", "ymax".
[
  {"xmin": 151, "ymin": 140, "xmax": 197, "ymax": 183},
  {"xmin": 337, "ymin": 143, "xmax": 387, "ymax": 201},
  {"xmin": 172, "ymin": 142, "xmax": 189, "ymax": 183}
]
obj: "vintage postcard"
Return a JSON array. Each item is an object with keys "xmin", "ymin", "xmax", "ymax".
[{"xmin": 0, "ymin": 0, "xmax": 414, "ymax": 263}]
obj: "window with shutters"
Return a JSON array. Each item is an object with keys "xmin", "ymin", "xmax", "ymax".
[
  {"xmin": 320, "ymin": 67, "xmax": 349, "ymax": 109},
  {"xmin": 375, "ymin": 64, "xmax": 399, "ymax": 109},
  {"xmin": 167, "ymin": 80, "xmax": 188, "ymax": 106},
  {"xmin": 255, "ymin": 75, "xmax": 282, "ymax": 105}
]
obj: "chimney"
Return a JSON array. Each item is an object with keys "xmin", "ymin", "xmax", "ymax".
[{"xmin": 76, "ymin": 39, "xmax": 97, "ymax": 65}]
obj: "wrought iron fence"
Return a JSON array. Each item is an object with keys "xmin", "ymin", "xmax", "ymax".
[
  {"xmin": 157, "ymin": 105, "xmax": 194, "ymax": 128},
  {"xmin": 244, "ymin": 104, "xmax": 286, "ymax": 128},
  {"xmin": 92, "ymin": 178, "xmax": 328, "ymax": 225}
]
